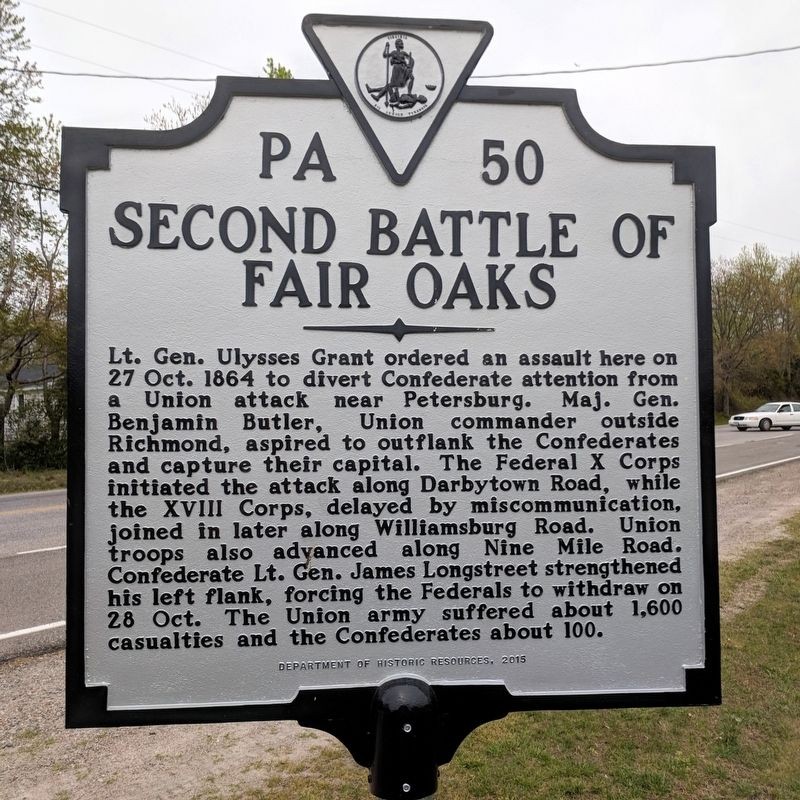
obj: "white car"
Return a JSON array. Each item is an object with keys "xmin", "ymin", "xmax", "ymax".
[{"xmin": 729, "ymin": 402, "xmax": 800, "ymax": 431}]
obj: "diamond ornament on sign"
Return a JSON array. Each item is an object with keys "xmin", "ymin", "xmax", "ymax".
[{"xmin": 303, "ymin": 14, "xmax": 493, "ymax": 184}]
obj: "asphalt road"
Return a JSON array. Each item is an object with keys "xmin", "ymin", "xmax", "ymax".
[
  {"xmin": 0, "ymin": 489, "xmax": 66, "ymax": 660},
  {"xmin": 3, "ymin": 427, "xmax": 800, "ymax": 661},
  {"xmin": 714, "ymin": 425, "xmax": 800, "ymax": 477}
]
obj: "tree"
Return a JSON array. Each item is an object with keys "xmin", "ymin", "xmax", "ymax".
[
  {"xmin": 711, "ymin": 245, "xmax": 800, "ymax": 415},
  {"xmin": 145, "ymin": 57, "xmax": 293, "ymax": 130},
  {"xmin": 0, "ymin": 0, "xmax": 66, "ymax": 465},
  {"xmin": 711, "ymin": 246, "xmax": 777, "ymax": 416},
  {"xmin": 772, "ymin": 256, "xmax": 800, "ymax": 398}
]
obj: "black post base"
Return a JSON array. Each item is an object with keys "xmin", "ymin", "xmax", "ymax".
[{"xmin": 368, "ymin": 678, "xmax": 439, "ymax": 800}]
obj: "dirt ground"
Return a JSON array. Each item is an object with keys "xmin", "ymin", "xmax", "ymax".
[{"xmin": 3, "ymin": 463, "xmax": 800, "ymax": 800}]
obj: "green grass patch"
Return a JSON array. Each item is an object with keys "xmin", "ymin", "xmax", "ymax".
[
  {"xmin": 13, "ymin": 727, "xmax": 57, "ymax": 757},
  {"xmin": 205, "ymin": 517, "xmax": 800, "ymax": 800},
  {"xmin": 0, "ymin": 468, "xmax": 66, "ymax": 494}
]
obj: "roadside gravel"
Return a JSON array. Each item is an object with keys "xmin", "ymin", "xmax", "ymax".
[{"xmin": 3, "ymin": 462, "xmax": 800, "ymax": 800}]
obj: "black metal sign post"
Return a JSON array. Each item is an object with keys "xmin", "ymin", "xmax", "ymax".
[
  {"xmin": 62, "ymin": 14, "xmax": 719, "ymax": 798},
  {"xmin": 369, "ymin": 679, "xmax": 438, "ymax": 799}
]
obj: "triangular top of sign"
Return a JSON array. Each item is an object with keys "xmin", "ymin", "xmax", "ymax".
[{"xmin": 303, "ymin": 14, "xmax": 493, "ymax": 185}]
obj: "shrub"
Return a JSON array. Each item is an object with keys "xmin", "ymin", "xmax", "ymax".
[{"xmin": 5, "ymin": 397, "xmax": 66, "ymax": 470}]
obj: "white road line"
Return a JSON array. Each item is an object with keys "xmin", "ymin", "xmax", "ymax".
[
  {"xmin": 15, "ymin": 545, "xmax": 66, "ymax": 556},
  {"xmin": 716, "ymin": 454, "xmax": 800, "ymax": 479},
  {"xmin": 0, "ymin": 621, "xmax": 65, "ymax": 641}
]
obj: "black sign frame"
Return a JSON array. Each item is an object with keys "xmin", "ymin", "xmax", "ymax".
[{"xmin": 62, "ymin": 37, "xmax": 719, "ymax": 766}]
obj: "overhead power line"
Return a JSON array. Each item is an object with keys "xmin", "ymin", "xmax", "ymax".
[
  {"xmin": 718, "ymin": 219, "xmax": 800, "ymax": 246},
  {"xmin": 0, "ymin": 44, "xmax": 800, "ymax": 83},
  {"xmin": 471, "ymin": 43, "xmax": 800, "ymax": 78},
  {"xmin": 20, "ymin": 0, "xmax": 800, "ymax": 82},
  {"xmin": 2, "ymin": 41, "xmax": 798, "ymax": 84},
  {"xmin": 23, "ymin": 0, "xmax": 240, "ymax": 74},
  {"xmin": 1, "ymin": 65, "xmax": 213, "ymax": 82},
  {"xmin": 31, "ymin": 44, "xmax": 196, "ymax": 94}
]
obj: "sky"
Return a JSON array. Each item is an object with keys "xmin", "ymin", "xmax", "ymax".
[{"xmin": 17, "ymin": 0, "xmax": 800, "ymax": 260}]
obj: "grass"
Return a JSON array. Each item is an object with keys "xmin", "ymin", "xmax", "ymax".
[
  {"xmin": 14, "ymin": 727, "xmax": 57, "ymax": 757},
  {"xmin": 198, "ymin": 517, "xmax": 800, "ymax": 800},
  {"xmin": 0, "ymin": 468, "xmax": 66, "ymax": 494}
]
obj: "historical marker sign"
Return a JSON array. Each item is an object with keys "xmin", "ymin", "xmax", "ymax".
[{"xmin": 63, "ymin": 13, "xmax": 719, "ymax": 746}]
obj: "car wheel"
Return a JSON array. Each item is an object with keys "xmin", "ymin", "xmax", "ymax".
[
  {"xmin": 737, "ymin": 427, "xmax": 748, "ymax": 432},
  {"xmin": 759, "ymin": 418, "xmax": 772, "ymax": 431}
]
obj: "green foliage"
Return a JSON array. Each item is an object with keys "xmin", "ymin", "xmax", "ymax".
[
  {"xmin": 5, "ymin": 373, "xmax": 66, "ymax": 470},
  {"xmin": 5, "ymin": 391, "xmax": 65, "ymax": 469},
  {"xmin": 263, "ymin": 57, "xmax": 292, "ymax": 80},
  {"xmin": 712, "ymin": 245, "xmax": 800, "ymax": 415},
  {"xmin": 0, "ymin": 0, "xmax": 39, "ymax": 125},
  {"xmin": 0, "ymin": 466, "xmax": 64, "ymax": 492},
  {"xmin": 0, "ymin": 0, "xmax": 67, "ymax": 467}
]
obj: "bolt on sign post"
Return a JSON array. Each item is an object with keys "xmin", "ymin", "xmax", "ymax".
[{"xmin": 62, "ymin": 14, "xmax": 720, "ymax": 799}]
